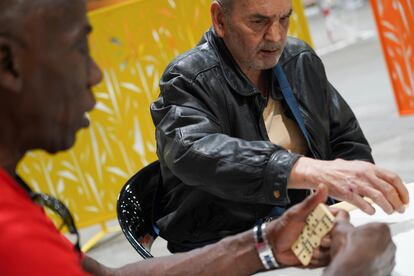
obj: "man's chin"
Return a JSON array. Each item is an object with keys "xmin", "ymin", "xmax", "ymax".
[
  {"xmin": 45, "ymin": 137, "xmax": 76, "ymax": 154},
  {"xmin": 253, "ymin": 57, "xmax": 281, "ymax": 71},
  {"xmin": 267, "ymin": 56, "xmax": 281, "ymax": 68},
  {"xmin": 254, "ymin": 63, "xmax": 278, "ymax": 71}
]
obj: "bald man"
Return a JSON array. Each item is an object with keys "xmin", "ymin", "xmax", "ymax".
[{"xmin": 0, "ymin": 0, "xmax": 395, "ymax": 275}]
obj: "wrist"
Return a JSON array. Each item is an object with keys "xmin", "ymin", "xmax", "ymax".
[
  {"xmin": 288, "ymin": 157, "xmax": 321, "ymax": 190},
  {"xmin": 253, "ymin": 222, "xmax": 280, "ymax": 270}
]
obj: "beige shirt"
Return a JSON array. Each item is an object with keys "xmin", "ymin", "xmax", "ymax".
[{"xmin": 263, "ymin": 98, "xmax": 308, "ymax": 155}]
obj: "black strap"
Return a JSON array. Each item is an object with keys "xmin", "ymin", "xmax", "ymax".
[
  {"xmin": 14, "ymin": 174, "xmax": 35, "ymax": 197},
  {"xmin": 13, "ymin": 173, "xmax": 82, "ymax": 254}
]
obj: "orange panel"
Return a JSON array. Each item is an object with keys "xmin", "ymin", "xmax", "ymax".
[{"xmin": 371, "ymin": 0, "xmax": 414, "ymax": 115}]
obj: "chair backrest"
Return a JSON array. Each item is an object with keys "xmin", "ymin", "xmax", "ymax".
[{"xmin": 117, "ymin": 160, "xmax": 161, "ymax": 259}]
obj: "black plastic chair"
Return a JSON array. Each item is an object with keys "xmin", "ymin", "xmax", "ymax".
[{"xmin": 117, "ymin": 160, "xmax": 161, "ymax": 259}]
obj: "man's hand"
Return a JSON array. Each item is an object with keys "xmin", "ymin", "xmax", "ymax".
[
  {"xmin": 324, "ymin": 221, "xmax": 396, "ymax": 276},
  {"xmin": 266, "ymin": 184, "xmax": 349, "ymax": 267},
  {"xmin": 290, "ymin": 157, "xmax": 410, "ymax": 215}
]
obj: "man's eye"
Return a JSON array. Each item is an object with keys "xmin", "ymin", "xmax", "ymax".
[
  {"xmin": 280, "ymin": 16, "xmax": 290, "ymax": 24},
  {"xmin": 79, "ymin": 43, "xmax": 89, "ymax": 54},
  {"xmin": 76, "ymin": 37, "xmax": 90, "ymax": 54},
  {"xmin": 251, "ymin": 20, "xmax": 265, "ymax": 25}
]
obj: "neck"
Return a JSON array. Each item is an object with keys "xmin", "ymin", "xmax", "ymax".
[
  {"xmin": 0, "ymin": 99, "xmax": 25, "ymax": 175},
  {"xmin": 244, "ymin": 69, "xmax": 269, "ymax": 96},
  {"xmin": 0, "ymin": 147, "xmax": 23, "ymax": 176},
  {"xmin": 0, "ymin": 118, "xmax": 24, "ymax": 176}
]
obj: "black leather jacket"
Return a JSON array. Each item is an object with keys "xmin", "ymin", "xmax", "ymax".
[{"xmin": 150, "ymin": 28, "xmax": 373, "ymax": 252}]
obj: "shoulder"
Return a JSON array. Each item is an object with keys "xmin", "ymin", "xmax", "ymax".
[
  {"xmin": 161, "ymin": 40, "xmax": 219, "ymax": 83},
  {"xmin": 0, "ymin": 182, "xmax": 86, "ymax": 275},
  {"xmin": 279, "ymin": 37, "xmax": 321, "ymax": 66}
]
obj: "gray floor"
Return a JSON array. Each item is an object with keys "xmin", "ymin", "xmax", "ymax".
[{"xmin": 85, "ymin": 2, "xmax": 414, "ymax": 269}]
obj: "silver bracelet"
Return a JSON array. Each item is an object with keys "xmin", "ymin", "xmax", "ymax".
[{"xmin": 253, "ymin": 222, "xmax": 280, "ymax": 270}]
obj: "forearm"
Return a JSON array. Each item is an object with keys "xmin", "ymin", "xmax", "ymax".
[
  {"xmin": 82, "ymin": 255, "xmax": 114, "ymax": 276},
  {"xmin": 114, "ymin": 231, "xmax": 263, "ymax": 276}
]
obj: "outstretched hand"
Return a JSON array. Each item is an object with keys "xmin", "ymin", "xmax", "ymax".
[{"xmin": 290, "ymin": 157, "xmax": 410, "ymax": 215}]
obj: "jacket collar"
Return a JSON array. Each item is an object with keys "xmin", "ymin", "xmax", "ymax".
[{"xmin": 203, "ymin": 28, "xmax": 262, "ymax": 97}]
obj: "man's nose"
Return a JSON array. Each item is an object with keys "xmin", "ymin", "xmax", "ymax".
[
  {"xmin": 88, "ymin": 57, "xmax": 103, "ymax": 88},
  {"xmin": 85, "ymin": 57, "xmax": 102, "ymax": 111},
  {"xmin": 264, "ymin": 21, "xmax": 282, "ymax": 42}
]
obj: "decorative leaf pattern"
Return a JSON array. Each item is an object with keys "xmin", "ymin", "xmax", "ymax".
[
  {"xmin": 371, "ymin": 0, "xmax": 414, "ymax": 115},
  {"xmin": 18, "ymin": 0, "xmax": 313, "ymax": 228}
]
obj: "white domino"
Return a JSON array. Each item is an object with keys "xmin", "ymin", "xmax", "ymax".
[{"xmin": 291, "ymin": 203, "xmax": 335, "ymax": 266}]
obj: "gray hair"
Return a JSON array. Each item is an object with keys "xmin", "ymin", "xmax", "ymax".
[{"xmin": 214, "ymin": 0, "xmax": 234, "ymax": 14}]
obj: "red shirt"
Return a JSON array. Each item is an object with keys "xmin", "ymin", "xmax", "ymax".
[{"xmin": 0, "ymin": 169, "xmax": 88, "ymax": 276}]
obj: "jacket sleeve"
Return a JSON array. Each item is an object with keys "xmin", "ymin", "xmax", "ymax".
[
  {"xmin": 151, "ymin": 69, "xmax": 301, "ymax": 205},
  {"xmin": 326, "ymin": 77, "xmax": 374, "ymax": 163}
]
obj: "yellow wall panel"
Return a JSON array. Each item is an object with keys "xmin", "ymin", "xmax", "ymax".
[{"xmin": 290, "ymin": 0, "xmax": 314, "ymax": 46}]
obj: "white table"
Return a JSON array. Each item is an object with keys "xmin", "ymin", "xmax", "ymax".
[{"xmin": 259, "ymin": 182, "xmax": 414, "ymax": 276}]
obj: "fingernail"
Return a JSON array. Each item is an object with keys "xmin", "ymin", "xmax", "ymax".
[
  {"xmin": 318, "ymin": 183, "xmax": 325, "ymax": 190},
  {"xmin": 398, "ymin": 206, "xmax": 405, "ymax": 213}
]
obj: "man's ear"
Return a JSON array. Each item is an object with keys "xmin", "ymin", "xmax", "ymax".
[
  {"xmin": 0, "ymin": 37, "xmax": 22, "ymax": 93},
  {"xmin": 211, "ymin": 1, "xmax": 226, "ymax": 38}
]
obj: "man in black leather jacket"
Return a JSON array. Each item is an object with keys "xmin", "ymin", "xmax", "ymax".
[{"xmin": 150, "ymin": 0, "xmax": 409, "ymax": 252}]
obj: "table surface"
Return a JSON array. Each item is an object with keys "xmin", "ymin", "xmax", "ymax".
[{"xmin": 258, "ymin": 182, "xmax": 414, "ymax": 276}]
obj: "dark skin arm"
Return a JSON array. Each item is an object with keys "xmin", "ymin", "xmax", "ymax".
[
  {"xmin": 83, "ymin": 185, "xmax": 335, "ymax": 275},
  {"xmin": 82, "ymin": 231, "xmax": 262, "ymax": 276}
]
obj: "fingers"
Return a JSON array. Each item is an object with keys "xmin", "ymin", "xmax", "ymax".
[
  {"xmin": 357, "ymin": 185, "xmax": 393, "ymax": 214},
  {"xmin": 371, "ymin": 177, "xmax": 406, "ymax": 213},
  {"xmin": 329, "ymin": 208, "xmax": 350, "ymax": 223},
  {"xmin": 319, "ymin": 160, "xmax": 408, "ymax": 215},
  {"xmin": 357, "ymin": 167, "xmax": 407, "ymax": 214},
  {"xmin": 347, "ymin": 190, "xmax": 376, "ymax": 215},
  {"xmin": 320, "ymin": 235, "xmax": 331, "ymax": 248},
  {"xmin": 329, "ymin": 208, "xmax": 352, "ymax": 237},
  {"xmin": 310, "ymin": 247, "xmax": 330, "ymax": 267},
  {"xmin": 285, "ymin": 184, "xmax": 328, "ymax": 221},
  {"xmin": 332, "ymin": 220, "xmax": 354, "ymax": 236},
  {"xmin": 376, "ymin": 168, "xmax": 410, "ymax": 205}
]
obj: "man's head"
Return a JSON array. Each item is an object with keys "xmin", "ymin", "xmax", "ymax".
[
  {"xmin": 211, "ymin": 0, "xmax": 292, "ymax": 79},
  {"xmin": 0, "ymin": 0, "xmax": 102, "ymax": 154}
]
